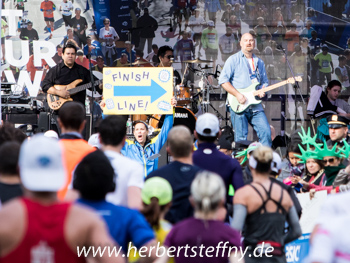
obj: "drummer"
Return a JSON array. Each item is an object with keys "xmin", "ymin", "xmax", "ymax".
[{"xmin": 157, "ymin": 45, "xmax": 181, "ymax": 85}]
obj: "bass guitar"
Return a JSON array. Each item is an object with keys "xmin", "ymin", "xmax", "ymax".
[
  {"xmin": 228, "ymin": 76, "xmax": 302, "ymax": 113},
  {"xmin": 47, "ymin": 79, "xmax": 102, "ymax": 110}
]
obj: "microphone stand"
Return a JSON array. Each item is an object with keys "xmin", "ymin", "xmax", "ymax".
[
  {"xmin": 278, "ymin": 46, "xmax": 305, "ymax": 131},
  {"xmin": 87, "ymin": 53, "xmax": 96, "ymax": 138}
]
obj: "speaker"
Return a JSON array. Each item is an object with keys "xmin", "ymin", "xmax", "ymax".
[
  {"xmin": 37, "ymin": 112, "xmax": 50, "ymax": 133},
  {"xmin": 7, "ymin": 114, "xmax": 38, "ymax": 125}
]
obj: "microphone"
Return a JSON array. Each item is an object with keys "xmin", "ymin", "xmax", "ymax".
[
  {"xmin": 276, "ymin": 44, "xmax": 285, "ymax": 51},
  {"xmin": 169, "ymin": 19, "xmax": 173, "ymax": 32}
]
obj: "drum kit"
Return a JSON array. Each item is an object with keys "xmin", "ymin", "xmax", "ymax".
[{"xmin": 130, "ymin": 58, "xmax": 225, "ymax": 135}]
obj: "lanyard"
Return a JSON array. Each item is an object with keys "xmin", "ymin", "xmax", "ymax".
[{"xmin": 244, "ymin": 56, "xmax": 256, "ymax": 77}]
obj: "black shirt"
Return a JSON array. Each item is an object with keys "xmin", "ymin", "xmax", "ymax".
[
  {"xmin": 19, "ymin": 28, "xmax": 39, "ymax": 41},
  {"xmin": 147, "ymin": 161, "xmax": 201, "ymax": 224},
  {"xmin": 71, "ymin": 16, "xmax": 88, "ymax": 35},
  {"xmin": 0, "ymin": 182, "xmax": 23, "ymax": 204},
  {"xmin": 41, "ymin": 61, "xmax": 94, "ymax": 105}
]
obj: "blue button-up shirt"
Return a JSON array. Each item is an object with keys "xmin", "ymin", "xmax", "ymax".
[
  {"xmin": 204, "ymin": 0, "xmax": 221, "ymax": 12},
  {"xmin": 219, "ymin": 50, "xmax": 268, "ymax": 111}
]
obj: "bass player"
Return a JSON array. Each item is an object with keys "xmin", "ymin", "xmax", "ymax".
[
  {"xmin": 219, "ymin": 33, "xmax": 271, "ymax": 146},
  {"xmin": 42, "ymin": 43, "xmax": 101, "ymax": 107}
]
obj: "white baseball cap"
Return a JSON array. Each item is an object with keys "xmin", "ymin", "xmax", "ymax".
[
  {"xmin": 44, "ymin": 130, "xmax": 59, "ymax": 139},
  {"xmin": 207, "ymin": 20, "xmax": 215, "ymax": 27},
  {"xmin": 195, "ymin": 113, "xmax": 220, "ymax": 137},
  {"xmin": 19, "ymin": 135, "xmax": 65, "ymax": 192},
  {"xmin": 271, "ymin": 152, "xmax": 282, "ymax": 174},
  {"xmin": 88, "ymin": 133, "xmax": 101, "ymax": 149}
]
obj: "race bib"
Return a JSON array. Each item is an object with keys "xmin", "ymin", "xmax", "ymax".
[{"xmin": 322, "ymin": 61, "xmax": 329, "ymax": 68}]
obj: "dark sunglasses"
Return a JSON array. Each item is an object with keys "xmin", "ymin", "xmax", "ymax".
[
  {"xmin": 166, "ymin": 55, "xmax": 174, "ymax": 59},
  {"xmin": 322, "ymin": 158, "xmax": 335, "ymax": 165}
]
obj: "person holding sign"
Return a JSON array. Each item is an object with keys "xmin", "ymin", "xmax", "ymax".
[{"xmin": 121, "ymin": 97, "xmax": 177, "ymax": 177}]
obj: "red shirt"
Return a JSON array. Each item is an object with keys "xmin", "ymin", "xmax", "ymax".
[
  {"xmin": 40, "ymin": 1, "xmax": 55, "ymax": 18},
  {"xmin": 1, "ymin": 198, "xmax": 86, "ymax": 263},
  {"xmin": 177, "ymin": 0, "xmax": 187, "ymax": 8},
  {"xmin": 75, "ymin": 56, "xmax": 97, "ymax": 70}
]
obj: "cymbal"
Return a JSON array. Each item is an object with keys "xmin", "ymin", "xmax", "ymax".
[
  {"xmin": 182, "ymin": 58, "xmax": 213, "ymax": 63},
  {"xmin": 131, "ymin": 60, "xmax": 152, "ymax": 66}
]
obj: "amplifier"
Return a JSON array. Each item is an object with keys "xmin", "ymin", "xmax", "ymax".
[{"xmin": 5, "ymin": 113, "xmax": 38, "ymax": 124}]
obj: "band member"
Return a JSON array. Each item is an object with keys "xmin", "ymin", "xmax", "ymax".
[
  {"xmin": 219, "ymin": 33, "xmax": 272, "ymax": 146},
  {"xmin": 157, "ymin": 45, "xmax": 181, "ymax": 85},
  {"xmin": 41, "ymin": 43, "xmax": 101, "ymax": 106}
]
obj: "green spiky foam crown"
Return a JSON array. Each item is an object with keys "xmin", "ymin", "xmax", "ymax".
[
  {"xmin": 235, "ymin": 145, "xmax": 259, "ymax": 165},
  {"xmin": 298, "ymin": 127, "xmax": 320, "ymax": 147},
  {"xmin": 294, "ymin": 144, "xmax": 322, "ymax": 164},
  {"xmin": 316, "ymin": 141, "xmax": 345, "ymax": 159}
]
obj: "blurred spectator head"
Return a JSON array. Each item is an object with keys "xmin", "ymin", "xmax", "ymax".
[
  {"xmin": 207, "ymin": 20, "xmax": 215, "ymax": 28},
  {"xmin": 306, "ymin": 20, "xmax": 312, "ymax": 27},
  {"xmin": 0, "ymin": 123, "xmax": 27, "ymax": 146},
  {"xmin": 257, "ymin": 17, "xmax": 264, "ymax": 25},
  {"xmin": 75, "ymin": 7, "xmax": 81, "ymax": 16},
  {"xmin": 56, "ymin": 44, "xmax": 63, "ymax": 55},
  {"xmin": 96, "ymin": 55, "xmax": 104, "ymax": 65},
  {"xmin": 322, "ymin": 44, "xmax": 329, "ymax": 53},
  {"xmin": 99, "ymin": 115, "xmax": 126, "ymax": 147},
  {"xmin": 58, "ymin": 101, "xmax": 86, "ymax": 132},
  {"xmin": 151, "ymin": 44, "xmax": 158, "ymax": 52},
  {"xmin": 73, "ymin": 150, "xmax": 116, "ymax": 200},
  {"xmin": 125, "ymin": 41, "xmax": 132, "ymax": 50},
  {"xmin": 120, "ymin": 53, "xmax": 128, "ymax": 63},
  {"xmin": 191, "ymin": 171, "xmax": 226, "ymax": 214},
  {"xmin": 135, "ymin": 49, "xmax": 144, "ymax": 58},
  {"xmin": 344, "ymin": 49, "xmax": 350, "ymax": 58},
  {"xmin": 294, "ymin": 44, "xmax": 301, "ymax": 53},
  {"xmin": 103, "ymin": 18, "xmax": 110, "ymax": 26},
  {"xmin": 226, "ymin": 26, "xmax": 233, "ymax": 35},
  {"xmin": 167, "ymin": 126, "xmax": 193, "ymax": 158}
]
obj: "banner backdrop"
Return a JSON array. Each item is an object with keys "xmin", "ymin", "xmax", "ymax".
[
  {"xmin": 93, "ymin": 0, "xmax": 133, "ymax": 42},
  {"xmin": 92, "ymin": 0, "xmax": 111, "ymax": 39}
]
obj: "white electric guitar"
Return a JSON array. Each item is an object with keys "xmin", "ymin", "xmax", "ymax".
[{"xmin": 228, "ymin": 76, "xmax": 302, "ymax": 113}]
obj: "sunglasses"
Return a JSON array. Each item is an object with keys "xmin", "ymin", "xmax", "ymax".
[
  {"xmin": 166, "ymin": 55, "xmax": 174, "ymax": 59},
  {"xmin": 322, "ymin": 158, "xmax": 335, "ymax": 165}
]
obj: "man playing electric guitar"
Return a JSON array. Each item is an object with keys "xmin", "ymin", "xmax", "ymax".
[
  {"xmin": 42, "ymin": 43, "xmax": 101, "ymax": 107},
  {"xmin": 219, "ymin": 33, "xmax": 271, "ymax": 146}
]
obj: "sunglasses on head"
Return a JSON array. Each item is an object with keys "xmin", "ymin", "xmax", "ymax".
[{"xmin": 322, "ymin": 158, "xmax": 336, "ymax": 164}]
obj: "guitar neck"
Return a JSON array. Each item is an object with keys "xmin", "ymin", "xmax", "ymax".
[
  {"xmin": 69, "ymin": 80, "xmax": 101, "ymax": 95},
  {"xmin": 252, "ymin": 80, "xmax": 290, "ymax": 95}
]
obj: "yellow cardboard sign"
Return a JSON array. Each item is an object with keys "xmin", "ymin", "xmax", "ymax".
[{"xmin": 103, "ymin": 67, "xmax": 173, "ymax": 115}]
